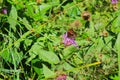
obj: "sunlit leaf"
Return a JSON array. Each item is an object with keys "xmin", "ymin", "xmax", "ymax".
[
  {"xmin": 42, "ymin": 64, "xmax": 55, "ymax": 78},
  {"xmin": 39, "ymin": 3, "xmax": 52, "ymax": 15},
  {"xmin": 38, "ymin": 50, "xmax": 60, "ymax": 64},
  {"xmin": 8, "ymin": 5, "xmax": 17, "ymax": 32},
  {"xmin": 22, "ymin": 18, "xmax": 32, "ymax": 30}
]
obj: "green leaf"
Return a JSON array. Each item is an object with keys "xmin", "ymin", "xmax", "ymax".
[
  {"xmin": 63, "ymin": 62, "xmax": 73, "ymax": 71},
  {"xmin": 24, "ymin": 38, "xmax": 33, "ymax": 50},
  {"xmin": 63, "ymin": 3, "xmax": 80, "ymax": 17},
  {"xmin": 38, "ymin": 50, "xmax": 60, "ymax": 64},
  {"xmin": 47, "ymin": 42, "xmax": 54, "ymax": 51},
  {"xmin": 32, "ymin": 59, "xmax": 43, "ymax": 77},
  {"xmin": 96, "ymin": 37, "xmax": 104, "ymax": 52},
  {"xmin": 25, "ymin": 5, "xmax": 34, "ymax": 18},
  {"xmin": 39, "ymin": 4, "xmax": 52, "ymax": 15},
  {"xmin": 49, "ymin": 0, "xmax": 60, "ymax": 6},
  {"xmin": 8, "ymin": 5, "xmax": 17, "ymax": 32},
  {"xmin": 63, "ymin": 45, "xmax": 77, "ymax": 57},
  {"xmin": 38, "ymin": 3, "xmax": 52, "ymax": 21},
  {"xmin": 110, "ymin": 75, "xmax": 119, "ymax": 80},
  {"xmin": 115, "ymin": 33, "xmax": 120, "ymax": 79},
  {"xmin": 115, "ymin": 33, "xmax": 120, "ymax": 51},
  {"xmin": 26, "ymin": 42, "xmax": 43, "ymax": 64},
  {"xmin": 1, "ymin": 48, "xmax": 23, "ymax": 66},
  {"xmin": 87, "ymin": 21, "xmax": 95, "ymax": 37},
  {"xmin": 0, "ymin": 0, "xmax": 3, "ymax": 4},
  {"xmin": 42, "ymin": 64, "xmax": 55, "ymax": 78},
  {"xmin": 111, "ymin": 14, "xmax": 120, "ymax": 33},
  {"xmin": 27, "ymin": 42, "xmax": 60, "ymax": 64},
  {"xmin": 66, "ymin": 76, "xmax": 74, "ymax": 80},
  {"xmin": 24, "ymin": 39, "xmax": 33, "ymax": 47},
  {"xmin": 22, "ymin": 18, "xmax": 32, "ymax": 30}
]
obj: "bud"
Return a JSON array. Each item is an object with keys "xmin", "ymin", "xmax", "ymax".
[
  {"xmin": 1, "ymin": 8, "xmax": 7, "ymax": 14},
  {"xmin": 70, "ymin": 20, "xmax": 82, "ymax": 29},
  {"xmin": 100, "ymin": 29, "xmax": 108, "ymax": 37},
  {"xmin": 112, "ymin": 4, "xmax": 118, "ymax": 10},
  {"xmin": 82, "ymin": 11, "xmax": 91, "ymax": 21}
]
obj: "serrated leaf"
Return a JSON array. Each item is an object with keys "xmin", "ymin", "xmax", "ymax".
[
  {"xmin": 42, "ymin": 64, "xmax": 55, "ymax": 78},
  {"xmin": 8, "ymin": 5, "xmax": 17, "ymax": 32}
]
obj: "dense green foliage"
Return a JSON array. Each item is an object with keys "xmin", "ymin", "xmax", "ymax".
[{"xmin": 0, "ymin": 0, "xmax": 120, "ymax": 80}]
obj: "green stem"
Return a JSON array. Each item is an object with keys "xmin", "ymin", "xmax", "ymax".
[{"xmin": 66, "ymin": 62, "xmax": 101, "ymax": 72}]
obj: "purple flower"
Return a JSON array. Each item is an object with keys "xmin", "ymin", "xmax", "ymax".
[
  {"xmin": 1, "ymin": 8, "xmax": 7, "ymax": 14},
  {"xmin": 111, "ymin": 0, "xmax": 118, "ymax": 4},
  {"xmin": 56, "ymin": 74, "xmax": 67, "ymax": 80},
  {"xmin": 62, "ymin": 32, "xmax": 78, "ymax": 48}
]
